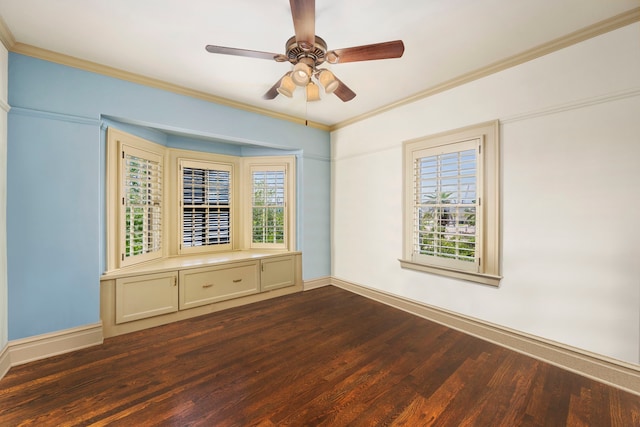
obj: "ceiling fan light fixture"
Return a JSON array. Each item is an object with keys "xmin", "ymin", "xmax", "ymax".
[
  {"xmin": 205, "ymin": 2, "xmax": 404, "ymax": 103},
  {"xmin": 292, "ymin": 62, "xmax": 311, "ymax": 86},
  {"xmin": 277, "ymin": 73, "xmax": 296, "ymax": 97},
  {"xmin": 306, "ymin": 81, "xmax": 321, "ymax": 102},
  {"xmin": 318, "ymin": 69, "xmax": 339, "ymax": 94}
]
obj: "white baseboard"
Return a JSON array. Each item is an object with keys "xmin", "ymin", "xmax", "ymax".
[
  {"xmin": 8, "ymin": 322, "xmax": 104, "ymax": 368},
  {"xmin": 3, "ymin": 280, "xmax": 639, "ymax": 396},
  {"xmin": 303, "ymin": 276, "xmax": 331, "ymax": 291},
  {"xmin": 330, "ymin": 277, "xmax": 640, "ymax": 396},
  {"xmin": 0, "ymin": 344, "xmax": 10, "ymax": 380}
]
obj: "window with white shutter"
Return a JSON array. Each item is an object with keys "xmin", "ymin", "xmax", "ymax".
[
  {"xmin": 180, "ymin": 160, "xmax": 233, "ymax": 253},
  {"xmin": 401, "ymin": 121, "xmax": 501, "ymax": 286},
  {"xmin": 252, "ymin": 168, "xmax": 286, "ymax": 245},
  {"xmin": 106, "ymin": 128, "xmax": 297, "ymax": 272},
  {"xmin": 243, "ymin": 157, "xmax": 295, "ymax": 250},
  {"xmin": 119, "ymin": 143, "xmax": 163, "ymax": 266},
  {"xmin": 413, "ymin": 139, "xmax": 479, "ymax": 271}
]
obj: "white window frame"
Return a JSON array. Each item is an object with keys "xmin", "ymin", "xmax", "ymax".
[
  {"xmin": 106, "ymin": 128, "xmax": 167, "ymax": 271},
  {"xmin": 178, "ymin": 159, "xmax": 234, "ymax": 254},
  {"xmin": 242, "ymin": 156, "xmax": 296, "ymax": 250},
  {"xmin": 401, "ymin": 120, "xmax": 501, "ymax": 286},
  {"xmin": 411, "ymin": 138, "xmax": 482, "ymax": 272}
]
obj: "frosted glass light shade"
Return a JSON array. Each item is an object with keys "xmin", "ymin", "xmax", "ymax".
[
  {"xmin": 306, "ymin": 82, "xmax": 320, "ymax": 102},
  {"xmin": 277, "ymin": 74, "xmax": 295, "ymax": 97},
  {"xmin": 292, "ymin": 63, "xmax": 311, "ymax": 86},
  {"xmin": 318, "ymin": 70, "xmax": 339, "ymax": 94}
]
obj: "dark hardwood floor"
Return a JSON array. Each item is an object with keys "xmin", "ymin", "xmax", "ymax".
[{"xmin": 1, "ymin": 286, "xmax": 638, "ymax": 426}]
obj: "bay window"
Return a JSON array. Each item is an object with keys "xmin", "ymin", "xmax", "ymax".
[{"xmin": 106, "ymin": 128, "xmax": 296, "ymax": 272}]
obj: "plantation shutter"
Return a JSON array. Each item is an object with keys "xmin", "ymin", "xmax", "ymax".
[
  {"xmin": 120, "ymin": 144, "xmax": 163, "ymax": 266},
  {"xmin": 180, "ymin": 160, "xmax": 232, "ymax": 253},
  {"xmin": 251, "ymin": 166, "xmax": 286, "ymax": 247},
  {"xmin": 412, "ymin": 138, "xmax": 481, "ymax": 272}
]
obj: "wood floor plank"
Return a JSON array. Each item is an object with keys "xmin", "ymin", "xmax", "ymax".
[{"xmin": 1, "ymin": 286, "xmax": 638, "ymax": 426}]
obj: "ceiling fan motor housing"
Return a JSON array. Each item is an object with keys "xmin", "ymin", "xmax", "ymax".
[{"xmin": 285, "ymin": 36, "xmax": 328, "ymax": 66}]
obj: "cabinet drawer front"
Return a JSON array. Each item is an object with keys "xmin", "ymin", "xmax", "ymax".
[
  {"xmin": 179, "ymin": 261, "xmax": 260, "ymax": 310},
  {"xmin": 116, "ymin": 272, "xmax": 178, "ymax": 324}
]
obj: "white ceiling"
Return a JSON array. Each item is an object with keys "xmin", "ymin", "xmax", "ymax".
[{"xmin": 0, "ymin": 0, "xmax": 638, "ymax": 127}]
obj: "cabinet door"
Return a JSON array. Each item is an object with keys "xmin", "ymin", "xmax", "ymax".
[
  {"xmin": 116, "ymin": 272, "xmax": 178, "ymax": 324},
  {"xmin": 261, "ymin": 255, "xmax": 296, "ymax": 291},
  {"xmin": 179, "ymin": 261, "xmax": 260, "ymax": 310}
]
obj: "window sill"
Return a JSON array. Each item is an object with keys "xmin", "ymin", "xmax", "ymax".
[
  {"xmin": 103, "ymin": 250, "xmax": 300, "ymax": 280},
  {"xmin": 399, "ymin": 259, "xmax": 502, "ymax": 287}
]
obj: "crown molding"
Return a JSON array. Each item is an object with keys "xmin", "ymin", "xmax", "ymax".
[
  {"xmin": 4, "ymin": 7, "xmax": 638, "ymax": 133},
  {"xmin": 9, "ymin": 42, "xmax": 330, "ymax": 132},
  {"xmin": 0, "ymin": 14, "xmax": 16, "ymax": 50},
  {"xmin": 330, "ymin": 6, "xmax": 640, "ymax": 131}
]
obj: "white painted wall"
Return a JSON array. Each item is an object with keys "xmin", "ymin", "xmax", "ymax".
[
  {"xmin": 0, "ymin": 43, "xmax": 8, "ymax": 352},
  {"xmin": 331, "ymin": 23, "xmax": 640, "ymax": 364}
]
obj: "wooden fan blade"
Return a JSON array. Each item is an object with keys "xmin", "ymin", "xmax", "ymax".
[
  {"xmin": 327, "ymin": 40, "xmax": 405, "ymax": 64},
  {"xmin": 206, "ymin": 45, "xmax": 287, "ymax": 62},
  {"xmin": 333, "ymin": 78, "xmax": 356, "ymax": 102},
  {"xmin": 290, "ymin": 0, "xmax": 315, "ymax": 50},
  {"xmin": 263, "ymin": 73, "xmax": 290, "ymax": 100}
]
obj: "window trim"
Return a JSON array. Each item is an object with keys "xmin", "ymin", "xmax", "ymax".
[
  {"xmin": 242, "ymin": 156, "xmax": 296, "ymax": 251},
  {"xmin": 400, "ymin": 120, "xmax": 501, "ymax": 286},
  {"xmin": 167, "ymin": 149, "xmax": 241, "ymax": 256}
]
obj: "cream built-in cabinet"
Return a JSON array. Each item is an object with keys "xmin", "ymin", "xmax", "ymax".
[
  {"xmin": 179, "ymin": 261, "xmax": 260, "ymax": 310},
  {"xmin": 261, "ymin": 254, "xmax": 296, "ymax": 291},
  {"xmin": 100, "ymin": 251, "xmax": 302, "ymax": 337},
  {"xmin": 115, "ymin": 271, "xmax": 179, "ymax": 324}
]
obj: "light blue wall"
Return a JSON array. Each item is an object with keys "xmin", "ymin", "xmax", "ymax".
[
  {"xmin": 298, "ymin": 156, "xmax": 331, "ymax": 278},
  {"xmin": 7, "ymin": 53, "xmax": 330, "ymax": 340},
  {"xmin": 8, "ymin": 111, "xmax": 100, "ymax": 339}
]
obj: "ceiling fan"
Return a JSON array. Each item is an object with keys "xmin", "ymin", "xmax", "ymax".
[{"xmin": 205, "ymin": 0, "xmax": 405, "ymax": 102}]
